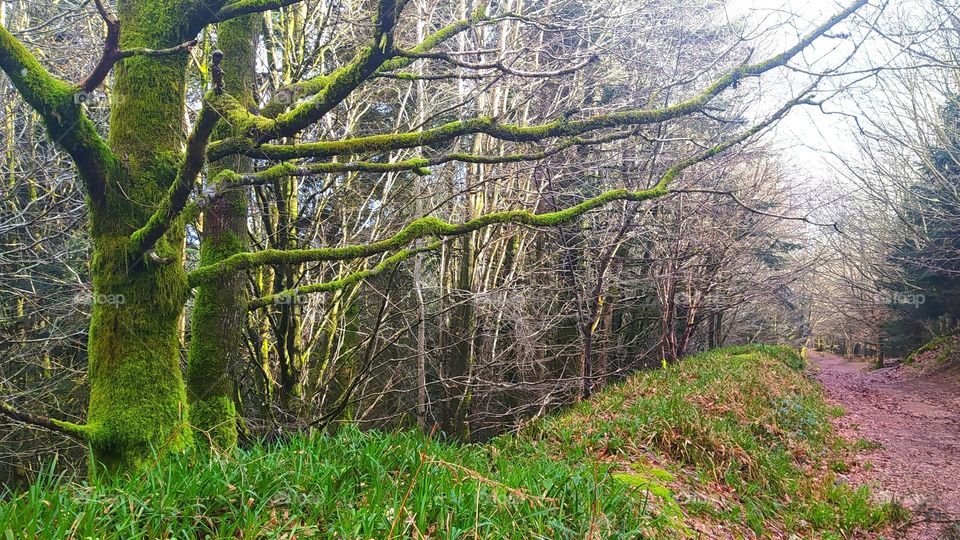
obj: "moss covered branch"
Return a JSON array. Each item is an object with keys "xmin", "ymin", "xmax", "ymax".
[
  {"xmin": 376, "ymin": 5, "xmax": 489, "ymax": 73},
  {"xmin": 246, "ymin": 242, "xmax": 441, "ymax": 310},
  {"xmin": 190, "ymin": 88, "xmax": 808, "ymax": 287},
  {"xmin": 210, "ymin": 0, "xmax": 306, "ymax": 23},
  {"xmin": 208, "ymin": 0, "xmax": 864, "ymax": 162},
  {"xmin": 227, "ymin": 6, "xmax": 489, "ymax": 143},
  {"xmin": 0, "ymin": 401, "xmax": 94, "ymax": 442},
  {"xmin": 274, "ymin": 7, "xmax": 485, "ymax": 117},
  {"xmin": 218, "ymin": 0, "xmax": 404, "ymax": 142},
  {"xmin": 219, "ymin": 130, "xmax": 632, "ymax": 185},
  {"xmin": 0, "ymin": 23, "xmax": 117, "ymax": 203},
  {"xmin": 128, "ymin": 101, "xmax": 220, "ymax": 261},
  {"xmin": 652, "ymin": 88, "xmax": 814, "ymax": 186},
  {"xmin": 269, "ymin": 43, "xmax": 389, "ymax": 132},
  {"xmin": 188, "ymin": 184, "xmax": 665, "ymax": 287}
]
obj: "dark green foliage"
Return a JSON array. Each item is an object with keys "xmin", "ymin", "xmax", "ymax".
[{"xmin": 884, "ymin": 93, "xmax": 960, "ymax": 356}]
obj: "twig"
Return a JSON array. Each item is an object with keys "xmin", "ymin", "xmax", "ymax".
[
  {"xmin": 388, "ymin": 425, "xmax": 437, "ymax": 539},
  {"xmin": 672, "ymin": 188, "xmax": 842, "ymax": 231},
  {"xmin": 422, "ymin": 455, "xmax": 558, "ymax": 506}
]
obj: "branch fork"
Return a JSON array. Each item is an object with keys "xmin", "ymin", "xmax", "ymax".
[{"xmin": 78, "ymin": 0, "xmax": 198, "ymax": 93}]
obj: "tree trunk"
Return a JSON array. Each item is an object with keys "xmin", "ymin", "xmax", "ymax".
[
  {"xmin": 186, "ymin": 15, "xmax": 259, "ymax": 451},
  {"xmin": 274, "ymin": 173, "xmax": 303, "ymax": 411},
  {"xmin": 660, "ymin": 270, "xmax": 678, "ymax": 362},
  {"xmin": 86, "ymin": 1, "xmax": 195, "ymax": 471},
  {"xmin": 580, "ymin": 321, "xmax": 594, "ymax": 399},
  {"xmin": 441, "ymin": 231, "xmax": 475, "ymax": 439},
  {"xmin": 708, "ymin": 310, "xmax": 723, "ymax": 349},
  {"xmin": 595, "ymin": 300, "xmax": 613, "ymax": 389}
]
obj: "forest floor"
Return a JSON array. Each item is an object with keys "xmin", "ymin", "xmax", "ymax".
[{"xmin": 811, "ymin": 351, "xmax": 960, "ymax": 539}]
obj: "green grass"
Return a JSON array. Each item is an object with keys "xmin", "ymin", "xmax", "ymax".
[
  {"xmin": 906, "ymin": 332, "xmax": 959, "ymax": 364},
  {"xmin": 853, "ymin": 437, "xmax": 884, "ymax": 451},
  {"xmin": 0, "ymin": 345, "xmax": 905, "ymax": 538}
]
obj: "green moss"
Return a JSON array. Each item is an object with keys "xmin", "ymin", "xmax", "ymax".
[
  {"xmin": 906, "ymin": 333, "xmax": 958, "ymax": 364},
  {"xmin": 50, "ymin": 418, "xmax": 98, "ymax": 439},
  {"xmin": 213, "ymin": 40, "xmax": 388, "ymax": 151},
  {"xmin": 188, "ymin": 396, "xmax": 238, "ymax": 451},
  {"xmin": 109, "ymin": 56, "xmax": 188, "ymax": 170},
  {"xmin": 86, "ymin": 234, "xmax": 192, "ymax": 473},
  {"xmin": 211, "ymin": 92, "xmax": 277, "ymax": 135},
  {"xmin": 255, "ymin": 9, "xmax": 485, "ymax": 119},
  {"xmin": 186, "ymin": 15, "xmax": 261, "ymax": 452},
  {"xmin": 81, "ymin": 0, "xmax": 198, "ymax": 473}
]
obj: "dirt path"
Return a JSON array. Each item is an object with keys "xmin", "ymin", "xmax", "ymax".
[{"xmin": 810, "ymin": 352, "xmax": 960, "ymax": 539}]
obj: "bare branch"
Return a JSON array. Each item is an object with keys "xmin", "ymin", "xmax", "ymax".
[
  {"xmin": 0, "ymin": 401, "xmax": 89, "ymax": 442},
  {"xmin": 673, "ymin": 189, "xmax": 841, "ymax": 230},
  {"xmin": 396, "ymin": 49, "xmax": 598, "ymax": 78}
]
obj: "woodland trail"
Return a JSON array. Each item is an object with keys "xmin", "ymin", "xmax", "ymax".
[{"xmin": 811, "ymin": 352, "xmax": 960, "ymax": 539}]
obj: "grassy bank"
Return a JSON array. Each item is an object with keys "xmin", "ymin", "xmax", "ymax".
[{"xmin": 0, "ymin": 345, "xmax": 903, "ymax": 538}]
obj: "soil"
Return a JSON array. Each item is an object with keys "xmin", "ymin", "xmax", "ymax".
[{"xmin": 810, "ymin": 351, "xmax": 960, "ymax": 539}]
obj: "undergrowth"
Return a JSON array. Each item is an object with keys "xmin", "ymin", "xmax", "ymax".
[
  {"xmin": 0, "ymin": 345, "xmax": 905, "ymax": 538},
  {"xmin": 906, "ymin": 332, "xmax": 959, "ymax": 366}
]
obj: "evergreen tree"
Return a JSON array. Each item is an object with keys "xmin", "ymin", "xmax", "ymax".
[{"xmin": 884, "ymin": 94, "xmax": 960, "ymax": 355}]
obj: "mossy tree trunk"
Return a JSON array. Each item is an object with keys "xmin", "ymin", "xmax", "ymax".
[
  {"xmin": 186, "ymin": 15, "xmax": 260, "ymax": 452},
  {"xmin": 86, "ymin": 0, "xmax": 196, "ymax": 472}
]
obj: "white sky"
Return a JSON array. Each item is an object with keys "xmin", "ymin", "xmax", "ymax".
[{"xmin": 726, "ymin": 0, "xmax": 870, "ymax": 179}]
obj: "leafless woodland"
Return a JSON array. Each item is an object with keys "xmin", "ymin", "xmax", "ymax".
[{"xmin": 2, "ymin": 0, "xmax": 959, "ymax": 486}]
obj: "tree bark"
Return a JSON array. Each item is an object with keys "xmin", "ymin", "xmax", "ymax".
[
  {"xmin": 186, "ymin": 14, "xmax": 260, "ymax": 451},
  {"xmin": 86, "ymin": 0, "xmax": 195, "ymax": 471}
]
